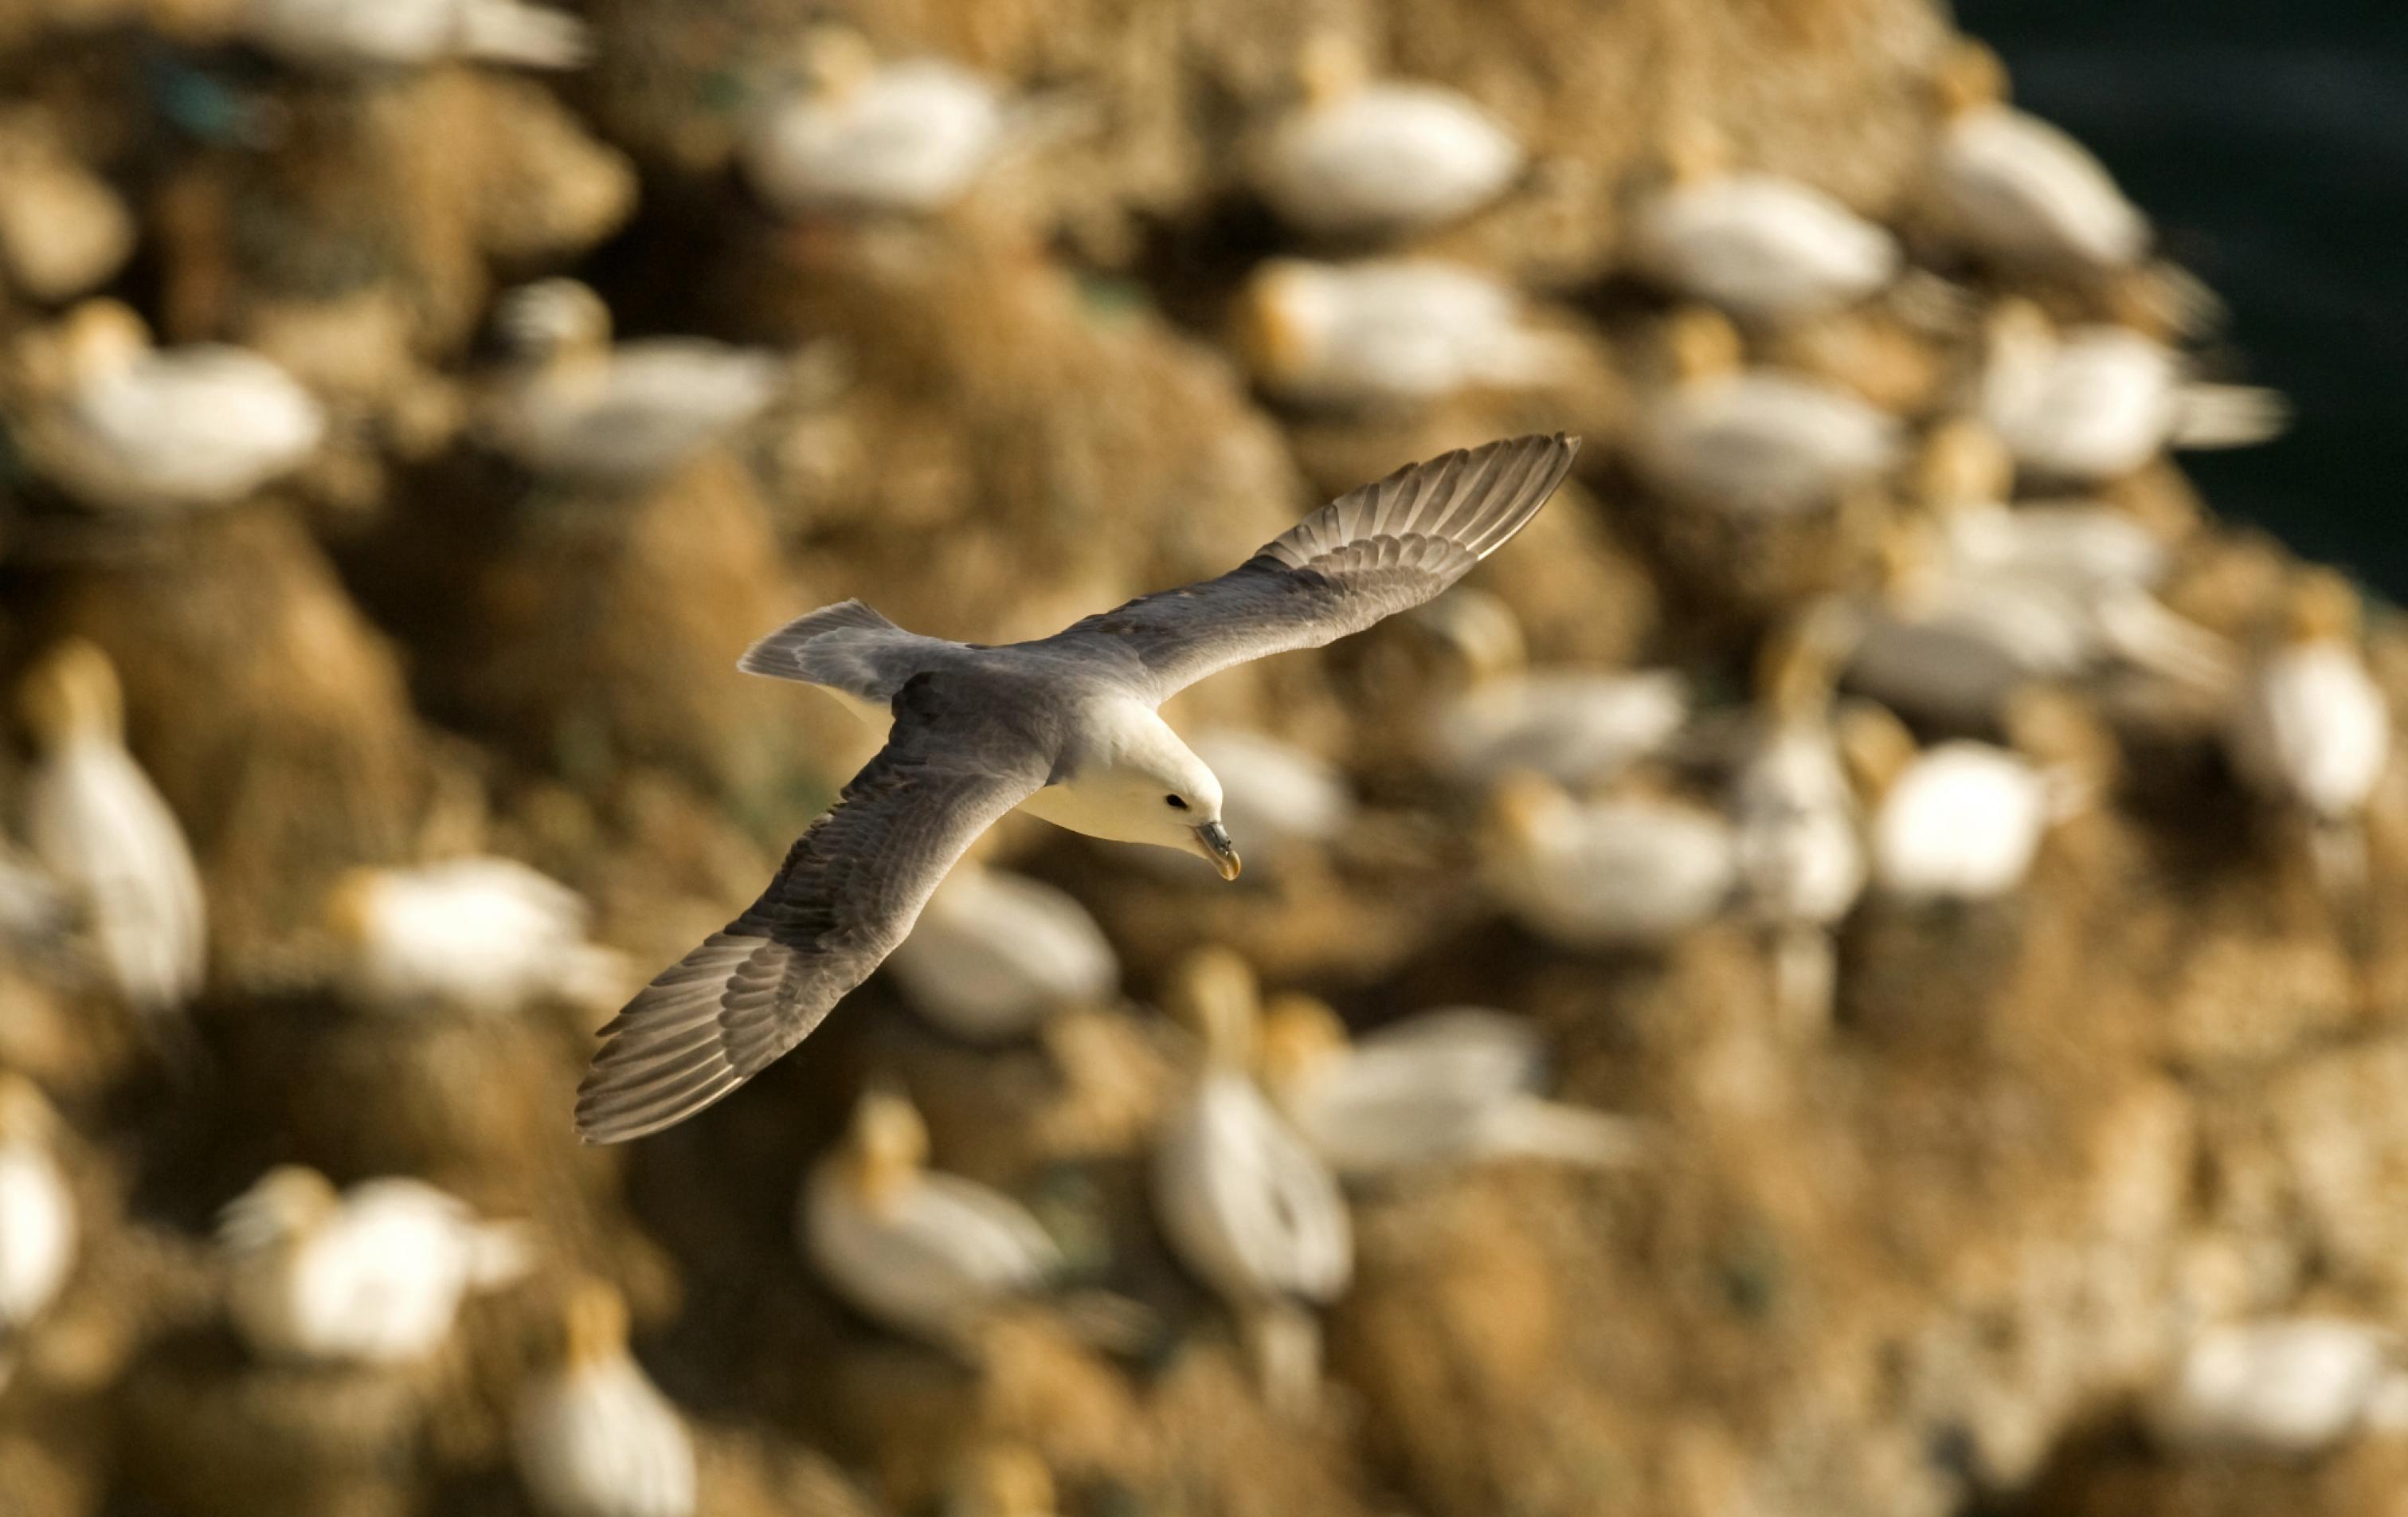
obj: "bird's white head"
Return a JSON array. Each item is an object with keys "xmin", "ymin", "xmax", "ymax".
[{"xmin": 1080, "ymin": 702, "xmax": 1240, "ymax": 880}]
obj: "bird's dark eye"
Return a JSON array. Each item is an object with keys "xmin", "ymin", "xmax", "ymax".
[{"xmin": 1165, "ymin": 794, "xmax": 1188, "ymax": 809}]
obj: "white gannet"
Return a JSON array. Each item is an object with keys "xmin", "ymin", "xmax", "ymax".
[
  {"xmin": 237, "ymin": 0, "xmax": 590, "ymax": 71},
  {"xmin": 15, "ymin": 300, "xmax": 324, "ymax": 514},
  {"xmin": 2227, "ymin": 568, "xmax": 2392, "ymax": 891},
  {"xmin": 218, "ymin": 1165, "xmax": 534, "ymax": 1366},
  {"xmin": 1977, "ymin": 299, "xmax": 2286, "ymax": 484},
  {"xmin": 514, "ymin": 1278, "xmax": 697, "ymax": 1517},
  {"xmin": 1730, "ymin": 610, "xmax": 1868, "ymax": 1033},
  {"xmin": 1237, "ymin": 258, "xmax": 1577, "ymax": 408},
  {"xmin": 1247, "ymin": 31, "xmax": 1521, "ymax": 239},
  {"xmin": 1847, "ymin": 706, "xmax": 2056, "ymax": 904},
  {"xmin": 1627, "ymin": 119, "xmax": 1900, "ymax": 323},
  {"xmin": 574, "ymin": 434, "xmax": 1580, "ymax": 1143},
  {"xmin": 1416, "ymin": 588, "xmax": 1689, "ymax": 790},
  {"xmin": 1257, "ymin": 994, "xmax": 1643, "ymax": 1178},
  {"xmin": 740, "ymin": 27, "xmax": 1004, "ymax": 217},
  {"xmin": 798, "ymin": 1080, "xmax": 1064, "ymax": 1353},
  {"xmin": 1152, "ymin": 947, "xmax": 1349, "ymax": 1418},
  {"xmin": 0, "ymin": 116, "xmax": 135, "ymax": 303},
  {"xmin": 324, "ymin": 856, "xmax": 630, "ymax": 1018},
  {"xmin": 1924, "ymin": 40, "xmax": 2148, "ymax": 274},
  {"xmin": 0, "ymin": 1075, "xmax": 76, "ymax": 1392},
  {"xmin": 485, "ymin": 279, "xmax": 783, "ymax": 488},
  {"xmin": 1479, "ymin": 770, "xmax": 1737, "ymax": 950},
  {"xmin": 1633, "ymin": 307, "xmax": 1902, "ymax": 515},
  {"xmin": 884, "ymin": 860, "xmax": 1119, "ymax": 1042},
  {"xmin": 17, "ymin": 640, "xmax": 206, "ymax": 1023},
  {"xmin": 2144, "ymin": 1318, "xmax": 2406, "ymax": 1456}
]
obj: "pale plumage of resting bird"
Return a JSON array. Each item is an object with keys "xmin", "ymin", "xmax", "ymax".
[
  {"xmin": 574, "ymin": 433, "xmax": 1579, "ymax": 1143},
  {"xmin": 883, "ymin": 859, "xmax": 1119, "ymax": 1042},
  {"xmin": 1479, "ymin": 770, "xmax": 1738, "ymax": 950},
  {"xmin": 1924, "ymin": 40, "xmax": 2149, "ymax": 274},
  {"xmin": 237, "ymin": 0, "xmax": 590, "ymax": 70},
  {"xmin": 15, "ymin": 300, "xmax": 324, "ymax": 515},
  {"xmin": 513, "ymin": 1279, "xmax": 697, "ymax": 1517},
  {"xmin": 1415, "ymin": 586, "xmax": 1690, "ymax": 790},
  {"xmin": 2144, "ymin": 1317, "xmax": 2408, "ymax": 1457},
  {"xmin": 1627, "ymin": 119, "xmax": 1900, "ymax": 323},
  {"xmin": 17, "ymin": 640, "xmax": 206, "ymax": 1024},
  {"xmin": 485, "ymin": 279, "xmax": 784, "ymax": 488},
  {"xmin": 1977, "ymin": 299, "xmax": 2286, "ymax": 484},
  {"xmin": 1256, "ymin": 994, "xmax": 1644, "ymax": 1178},
  {"xmin": 1152, "ymin": 948, "xmax": 1350, "ymax": 1419},
  {"xmin": 1842, "ymin": 703, "xmax": 2069, "ymax": 904},
  {"xmin": 1633, "ymin": 306, "xmax": 1901, "ymax": 516},
  {"xmin": 1238, "ymin": 259, "xmax": 1578, "ymax": 408},
  {"xmin": 2227, "ymin": 568, "xmax": 2393, "ymax": 892},
  {"xmin": 740, "ymin": 27, "xmax": 1005, "ymax": 217},
  {"xmin": 0, "ymin": 1075, "xmax": 76, "ymax": 1394},
  {"xmin": 217, "ymin": 1165, "xmax": 534, "ymax": 1366},
  {"xmin": 324, "ymin": 856, "xmax": 630, "ymax": 1018},
  {"xmin": 1247, "ymin": 31, "xmax": 1521, "ymax": 239},
  {"xmin": 797, "ymin": 1081, "xmax": 1066, "ymax": 1354}
]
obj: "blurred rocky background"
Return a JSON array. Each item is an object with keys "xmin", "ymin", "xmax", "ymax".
[{"xmin": 0, "ymin": 2, "xmax": 2402, "ymax": 1516}]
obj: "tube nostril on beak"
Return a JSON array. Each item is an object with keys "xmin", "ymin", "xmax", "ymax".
[{"xmin": 1194, "ymin": 821, "xmax": 1243, "ymax": 881}]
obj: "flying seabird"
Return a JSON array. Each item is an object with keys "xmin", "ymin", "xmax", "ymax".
[{"xmin": 576, "ymin": 431, "xmax": 1580, "ymax": 1143}]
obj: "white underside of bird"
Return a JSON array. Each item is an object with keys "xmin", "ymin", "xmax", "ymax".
[
  {"xmin": 2229, "ymin": 642, "xmax": 2391, "ymax": 822},
  {"xmin": 1248, "ymin": 259, "xmax": 1574, "ymax": 406},
  {"xmin": 240, "ymin": 0, "xmax": 589, "ymax": 69},
  {"xmin": 24, "ymin": 734, "xmax": 206, "ymax": 1017},
  {"xmin": 1272, "ymin": 1009, "xmax": 1641, "ymax": 1176},
  {"xmin": 1931, "ymin": 104, "xmax": 2147, "ymax": 269},
  {"xmin": 515, "ymin": 1354, "xmax": 698, "ymax": 1517},
  {"xmin": 30, "ymin": 347, "xmax": 324, "ymax": 512},
  {"xmin": 1428, "ymin": 670, "xmax": 1690, "ymax": 790},
  {"xmin": 336, "ymin": 856, "xmax": 627, "ymax": 1017},
  {"xmin": 800, "ymin": 1158, "xmax": 1062, "ymax": 1349},
  {"xmin": 1637, "ymin": 370, "xmax": 1901, "ymax": 515},
  {"xmin": 1870, "ymin": 741, "xmax": 2054, "ymax": 902},
  {"xmin": 884, "ymin": 861, "xmax": 1118, "ymax": 1041},
  {"xmin": 1631, "ymin": 174, "xmax": 1899, "ymax": 320},
  {"xmin": 221, "ymin": 1178, "xmax": 533, "ymax": 1365},
  {"xmin": 1251, "ymin": 85, "xmax": 1521, "ymax": 237},
  {"xmin": 2146, "ymin": 1318, "xmax": 2403, "ymax": 1456},
  {"xmin": 491, "ymin": 343, "xmax": 782, "ymax": 485},
  {"xmin": 1982, "ymin": 323, "xmax": 2285, "ymax": 482},
  {"xmin": 742, "ymin": 61, "xmax": 1004, "ymax": 215},
  {"xmin": 1486, "ymin": 795, "xmax": 1739, "ymax": 948}
]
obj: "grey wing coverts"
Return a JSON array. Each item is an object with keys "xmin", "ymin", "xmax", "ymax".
[
  {"xmin": 574, "ymin": 682, "xmax": 1047, "ymax": 1143},
  {"xmin": 1043, "ymin": 432, "xmax": 1579, "ymax": 700}
]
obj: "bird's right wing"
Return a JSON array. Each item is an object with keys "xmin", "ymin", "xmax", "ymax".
[
  {"xmin": 1043, "ymin": 433, "xmax": 1578, "ymax": 702},
  {"xmin": 576, "ymin": 679, "xmax": 1048, "ymax": 1144}
]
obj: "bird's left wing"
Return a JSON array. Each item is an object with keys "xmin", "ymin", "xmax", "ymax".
[
  {"xmin": 576, "ymin": 678, "xmax": 1049, "ymax": 1144},
  {"xmin": 1042, "ymin": 433, "xmax": 1578, "ymax": 702}
]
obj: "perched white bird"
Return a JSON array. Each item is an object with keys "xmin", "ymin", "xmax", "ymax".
[
  {"xmin": 0, "ymin": 117, "xmax": 135, "ymax": 303},
  {"xmin": 17, "ymin": 641, "xmax": 206, "ymax": 1022},
  {"xmin": 218, "ymin": 1165, "xmax": 534, "ymax": 1366},
  {"xmin": 324, "ymin": 856, "xmax": 629, "ymax": 1017},
  {"xmin": 2145, "ymin": 1318, "xmax": 2405, "ymax": 1456},
  {"xmin": 741, "ymin": 28, "xmax": 1004, "ymax": 217},
  {"xmin": 1924, "ymin": 41, "xmax": 2148, "ymax": 274},
  {"xmin": 1247, "ymin": 32, "xmax": 1521, "ymax": 238},
  {"xmin": 799, "ymin": 1081, "xmax": 1064, "ymax": 1353},
  {"xmin": 1849, "ymin": 709, "xmax": 2056, "ymax": 903},
  {"xmin": 1153, "ymin": 948, "xmax": 1349, "ymax": 1418},
  {"xmin": 1257, "ymin": 994, "xmax": 1643, "ymax": 1178},
  {"xmin": 237, "ymin": 0, "xmax": 590, "ymax": 71},
  {"xmin": 486, "ymin": 279, "xmax": 783, "ymax": 488},
  {"xmin": 1627, "ymin": 120, "xmax": 1899, "ymax": 322},
  {"xmin": 1729, "ymin": 612, "xmax": 1867, "ymax": 1032},
  {"xmin": 2228, "ymin": 569, "xmax": 2392, "ymax": 891},
  {"xmin": 1130, "ymin": 727, "xmax": 1354, "ymax": 880},
  {"xmin": 1978, "ymin": 300, "xmax": 2285, "ymax": 484},
  {"xmin": 514, "ymin": 1279, "xmax": 696, "ymax": 1517},
  {"xmin": 1415, "ymin": 588, "xmax": 1687, "ymax": 791},
  {"xmin": 16, "ymin": 300, "xmax": 324, "ymax": 514},
  {"xmin": 1480, "ymin": 771, "xmax": 1737, "ymax": 949},
  {"xmin": 884, "ymin": 860, "xmax": 1118, "ymax": 1041},
  {"xmin": 1239, "ymin": 257, "xmax": 1576, "ymax": 408},
  {"xmin": 1634, "ymin": 307, "xmax": 1902, "ymax": 515},
  {"xmin": 0, "ymin": 1075, "xmax": 76, "ymax": 1392}
]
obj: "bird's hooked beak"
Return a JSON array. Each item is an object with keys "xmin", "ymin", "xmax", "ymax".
[{"xmin": 1192, "ymin": 821, "xmax": 1243, "ymax": 881}]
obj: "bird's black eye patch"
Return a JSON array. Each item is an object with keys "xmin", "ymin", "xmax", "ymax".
[{"xmin": 1165, "ymin": 794, "xmax": 1188, "ymax": 809}]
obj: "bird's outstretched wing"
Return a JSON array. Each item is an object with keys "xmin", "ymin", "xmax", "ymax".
[
  {"xmin": 1043, "ymin": 433, "xmax": 1578, "ymax": 702},
  {"xmin": 576, "ymin": 678, "xmax": 1048, "ymax": 1144}
]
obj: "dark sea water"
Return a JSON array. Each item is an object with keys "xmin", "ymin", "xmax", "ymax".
[{"xmin": 1958, "ymin": 0, "xmax": 2408, "ymax": 596}]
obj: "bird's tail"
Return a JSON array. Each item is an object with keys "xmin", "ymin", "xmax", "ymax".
[
  {"xmin": 1240, "ymin": 1300, "xmax": 1324, "ymax": 1422},
  {"xmin": 2172, "ymin": 384, "xmax": 2289, "ymax": 451},
  {"xmin": 2095, "ymin": 590, "xmax": 2240, "ymax": 694},
  {"xmin": 459, "ymin": 2, "xmax": 592, "ymax": 69},
  {"xmin": 468, "ymin": 1220, "xmax": 538, "ymax": 1290},
  {"xmin": 738, "ymin": 600, "xmax": 952, "ymax": 713},
  {"xmin": 1479, "ymin": 1097, "xmax": 1651, "ymax": 1169}
]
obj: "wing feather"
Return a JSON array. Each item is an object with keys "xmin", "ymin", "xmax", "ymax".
[{"xmin": 1044, "ymin": 433, "xmax": 1578, "ymax": 700}]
